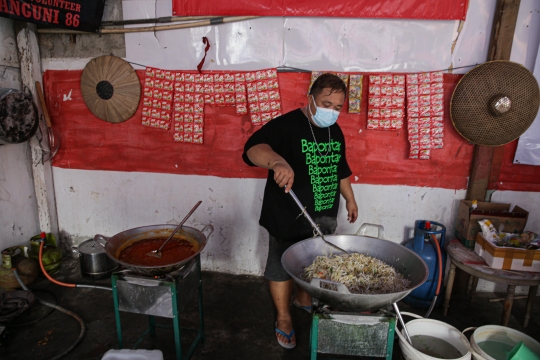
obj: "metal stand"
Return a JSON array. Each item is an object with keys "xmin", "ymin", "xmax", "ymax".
[
  {"xmin": 111, "ymin": 256, "xmax": 204, "ymax": 360},
  {"xmin": 309, "ymin": 307, "xmax": 395, "ymax": 360}
]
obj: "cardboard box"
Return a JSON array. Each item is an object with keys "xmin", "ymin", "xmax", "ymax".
[
  {"xmin": 454, "ymin": 200, "xmax": 528, "ymax": 248},
  {"xmin": 474, "ymin": 233, "xmax": 540, "ymax": 272}
]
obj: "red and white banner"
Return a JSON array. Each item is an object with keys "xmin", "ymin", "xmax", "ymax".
[{"xmin": 173, "ymin": 0, "xmax": 468, "ymax": 20}]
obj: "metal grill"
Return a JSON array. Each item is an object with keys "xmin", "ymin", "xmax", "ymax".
[{"xmin": 450, "ymin": 61, "xmax": 540, "ymax": 146}]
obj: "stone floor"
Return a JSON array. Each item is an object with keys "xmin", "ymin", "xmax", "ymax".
[{"xmin": 0, "ymin": 257, "xmax": 538, "ymax": 360}]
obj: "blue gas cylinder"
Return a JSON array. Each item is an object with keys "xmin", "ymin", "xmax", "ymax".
[{"xmin": 403, "ymin": 220, "xmax": 447, "ymax": 309}]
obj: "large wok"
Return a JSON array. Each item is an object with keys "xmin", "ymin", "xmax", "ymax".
[
  {"xmin": 95, "ymin": 224, "xmax": 213, "ymax": 276},
  {"xmin": 281, "ymin": 224, "xmax": 428, "ymax": 312}
]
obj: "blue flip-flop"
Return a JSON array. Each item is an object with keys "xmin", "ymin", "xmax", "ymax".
[
  {"xmin": 275, "ymin": 322, "xmax": 296, "ymax": 349},
  {"xmin": 293, "ymin": 300, "xmax": 312, "ymax": 314}
]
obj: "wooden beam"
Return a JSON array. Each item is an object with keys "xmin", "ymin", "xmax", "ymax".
[
  {"xmin": 489, "ymin": 146, "xmax": 506, "ymax": 188},
  {"xmin": 466, "ymin": 0, "xmax": 521, "ymax": 201},
  {"xmin": 15, "ymin": 22, "xmax": 59, "ymax": 240},
  {"xmin": 488, "ymin": 0, "xmax": 521, "ymax": 62},
  {"xmin": 466, "ymin": 146, "xmax": 495, "ymax": 201}
]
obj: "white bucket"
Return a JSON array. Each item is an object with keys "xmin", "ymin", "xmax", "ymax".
[
  {"xmin": 101, "ymin": 349, "xmax": 164, "ymax": 360},
  {"xmin": 397, "ymin": 312, "xmax": 472, "ymax": 360},
  {"xmin": 465, "ymin": 325, "xmax": 540, "ymax": 360}
]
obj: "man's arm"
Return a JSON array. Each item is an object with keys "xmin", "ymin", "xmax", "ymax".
[
  {"xmin": 340, "ymin": 177, "xmax": 358, "ymax": 223},
  {"xmin": 246, "ymin": 144, "xmax": 295, "ymax": 192}
]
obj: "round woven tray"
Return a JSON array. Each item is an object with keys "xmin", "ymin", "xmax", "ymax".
[
  {"xmin": 80, "ymin": 56, "xmax": 141, "ymax": 123},
  {"xmin": 451, "ymin": 61, "xmax": 540, "ymax": 146}
]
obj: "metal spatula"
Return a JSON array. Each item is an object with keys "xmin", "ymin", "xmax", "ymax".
[
  {"xmin": 288, "ymin": 190, "xmax": 348, "ymax": 254},
  {"xmin": 147, "ymin": 201, "xmax": 202, "ymax": 258}
]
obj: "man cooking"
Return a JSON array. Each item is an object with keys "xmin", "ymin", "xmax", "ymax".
[{"xmin": 242, "ymin": 73, "xmax": 358, "ymax": 349}]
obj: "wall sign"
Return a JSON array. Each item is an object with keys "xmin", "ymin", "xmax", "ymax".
[{"xmin": 0, "ymin": 0, "xmax": 105, "ymax": 33}]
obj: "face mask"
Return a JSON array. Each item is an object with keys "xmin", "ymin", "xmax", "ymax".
[{"xmin": 308, "ymin": 95, "xmax": 340, "ymax": 128}]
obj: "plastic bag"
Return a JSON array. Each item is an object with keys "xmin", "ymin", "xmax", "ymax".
[{"xmin": 478, "ymin": 219, "xmax": 498, "ymax": 243}]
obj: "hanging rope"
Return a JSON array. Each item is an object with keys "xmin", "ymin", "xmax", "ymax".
[{"xmin": 197, "ymin": 37, "xmax": 211, "ymax": 74}]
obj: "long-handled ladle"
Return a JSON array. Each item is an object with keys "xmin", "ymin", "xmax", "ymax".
[
  {"xmin": 288, "ymin": 190, "xmax": 348, "ymax": 254},
  {"xmin": 393, "ymin": 302, "xmax": 413, "ymax": 346},
  {"xmin": 147, "ymin": 200, "xmax": 202, "ymax": 258}
]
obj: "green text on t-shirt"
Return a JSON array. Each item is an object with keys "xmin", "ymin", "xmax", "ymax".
[{"xmin": 301, "ymin": 139, "xmax": 341, "ymax": 212}]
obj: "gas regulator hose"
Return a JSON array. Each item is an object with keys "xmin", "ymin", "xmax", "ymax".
[
  {"xmin": 425, "ymin": 233, "xmax": 443, "ymax": 318},
  {"xmin": 38, "ymin": 241, "xmax": 111, "ymax": 291},
  {"xmin": 13, "ymin": 269, "xmax": 86, "ymax": 360}
]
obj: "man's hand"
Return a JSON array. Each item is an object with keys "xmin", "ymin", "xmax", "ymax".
[
  {"xmin": 346, "ymin": 198, "xmax": 358, "ymax": 223},
  {"xmin": 340, "ymin": 177, "xmax": 358, "ymax": 223},
  {"xmin": 272, "ymin": 160, "xmax": 294, "ymax": 192}
]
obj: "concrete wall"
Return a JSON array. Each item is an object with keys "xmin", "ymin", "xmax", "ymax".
[
  {"xmin": 38, "ymin": 0, "xmax": 125, "ymax": 61},
  {"xmin": 0, "ymin": 18, "xmax": 40, "ymax": 252},
  {"xmin": 52, "ymin": 168, "xmax": 540, "ymax": 295},
  {"xmin": 52, "ymin": 168, "xmax": 468, "ymax": 273}
]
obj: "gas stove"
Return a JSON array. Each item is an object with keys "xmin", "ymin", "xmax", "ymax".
[
  {"xmin": 309, "ymin": 299, "xmax": 397, "ymax": 360},
  {"xmin": 111, "ymin": 256, "xmax": 204, "ymax": 360},
  {"xmin": 112, "ymin": 257, "xmax": 199, "ymax": 318}
]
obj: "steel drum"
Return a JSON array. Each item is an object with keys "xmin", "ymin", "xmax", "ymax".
[{"xmin": 281, "ymin": 228, "xmax": 428, "ymax": 312}]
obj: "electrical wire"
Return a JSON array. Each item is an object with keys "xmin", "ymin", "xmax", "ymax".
[
  {"xmin": 126, "ymin": 62, "xmax": 481, "ymax": 74},
  {"xmin": 437, "ymin": 63, "xmax": 480, "ymax": 72},
  {"xmin": 13, "ymin": 269, "xmax": 86, "ymax": 360}
]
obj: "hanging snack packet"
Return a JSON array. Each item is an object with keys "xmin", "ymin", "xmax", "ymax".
[
  {"xmin": 235, "ymin": 72, "xmax": 248, "ymax": 116},
  {"xmin": 308, "ymin": 71, "xmax": 324, "ymax": 94},
  {"xmin": 348, "ymin": 74, "xmax": 363, "ymax": 114}
]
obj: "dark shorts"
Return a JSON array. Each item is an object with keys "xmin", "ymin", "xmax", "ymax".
[{"xmin": 264, "ymin": 235, "xmax": 294, "ymax": 282}]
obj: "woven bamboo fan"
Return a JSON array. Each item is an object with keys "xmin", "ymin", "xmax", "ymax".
[
  {"xmin": 80, "ymin": 56, "xmax": 141, "ymax": 123},
  {"xmin": 450, "ymin": 61, "xmax": 540, "ymax": 146}
]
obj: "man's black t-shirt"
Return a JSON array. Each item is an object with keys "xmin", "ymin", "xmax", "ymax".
[{"xmin": 242, "ymin": 109, "xmax": 352, "ymax": 242}]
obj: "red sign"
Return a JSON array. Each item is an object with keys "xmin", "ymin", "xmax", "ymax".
[
  {"xmin": 173, "ymin": 0, "xmax": 469, "ymax": 20},
  {"xmin": 0, "ymin": 0, "xmax": 105, "ymax": 33}
]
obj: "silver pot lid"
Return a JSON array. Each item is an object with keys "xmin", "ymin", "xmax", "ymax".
[{"xmin": 79, "ymin": 239, "xmax": 106, "ymax": 254}]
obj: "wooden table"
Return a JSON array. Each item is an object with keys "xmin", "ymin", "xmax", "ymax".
[{"xmin": 443, "ymin": 239, "xmax": 540, "ymax": 327}]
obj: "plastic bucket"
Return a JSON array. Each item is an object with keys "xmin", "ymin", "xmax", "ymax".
[
  {"xmin": 397, "ymin": 312, "xmax": 471, "ymax": 360},
  {"xmin": 101, "ymin": 349, "xmax": 164, "ymax": 360},
  {"xmin": 507, "ymin": 342, "xmax": 540, "ymax": 360},
  {"xmin": 465, "ymin": 325, "xmax": 540, "ymax": 360}
]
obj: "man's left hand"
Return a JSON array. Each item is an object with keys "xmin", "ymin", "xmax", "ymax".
[{"xmin": 346, "ymin": 199, "xmax": 358, "ymax": 223}]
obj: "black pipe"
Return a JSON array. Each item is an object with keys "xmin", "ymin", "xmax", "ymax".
[{"xmin": 13, "ymin": 269, "xmax": 86, "ymax": 360}]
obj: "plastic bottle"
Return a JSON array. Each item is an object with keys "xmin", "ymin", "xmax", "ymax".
[{"xmin": 470, "ymin": 200, "xmax": 478, "ymax": 213}]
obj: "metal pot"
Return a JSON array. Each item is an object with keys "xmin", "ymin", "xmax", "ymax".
[
  {"xmin": 281, "ymin": 225, "xmax": 428, "ymax": 312},
  {"xmin": 79, "ymin": 239, "xmax": 119, "ymax": 279},
  {"xmin": 94, "ymin": 224, "xmax": 213, "ymax": 276}
]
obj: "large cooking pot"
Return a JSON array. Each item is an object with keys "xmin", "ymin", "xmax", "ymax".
[
  {"xmin": 79, "ymin": 238, "xmax": 119, "ymax": 279},
  {"xmin": 94, "ymin": 224, "xmax": 213, "ymax": 276},
  {"xmin": 281, "ymin": 224, "xmax": 428, "ymax": 312}
]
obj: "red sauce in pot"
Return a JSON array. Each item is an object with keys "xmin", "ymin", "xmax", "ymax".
[{"xmin": 118, "ymin": 237, "xmax": 197, "ymax": 266}]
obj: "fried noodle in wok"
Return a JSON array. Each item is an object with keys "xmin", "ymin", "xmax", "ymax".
[{"xmin": 302, "ymin": 253, "xmax": 411, "ymax": 294}]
